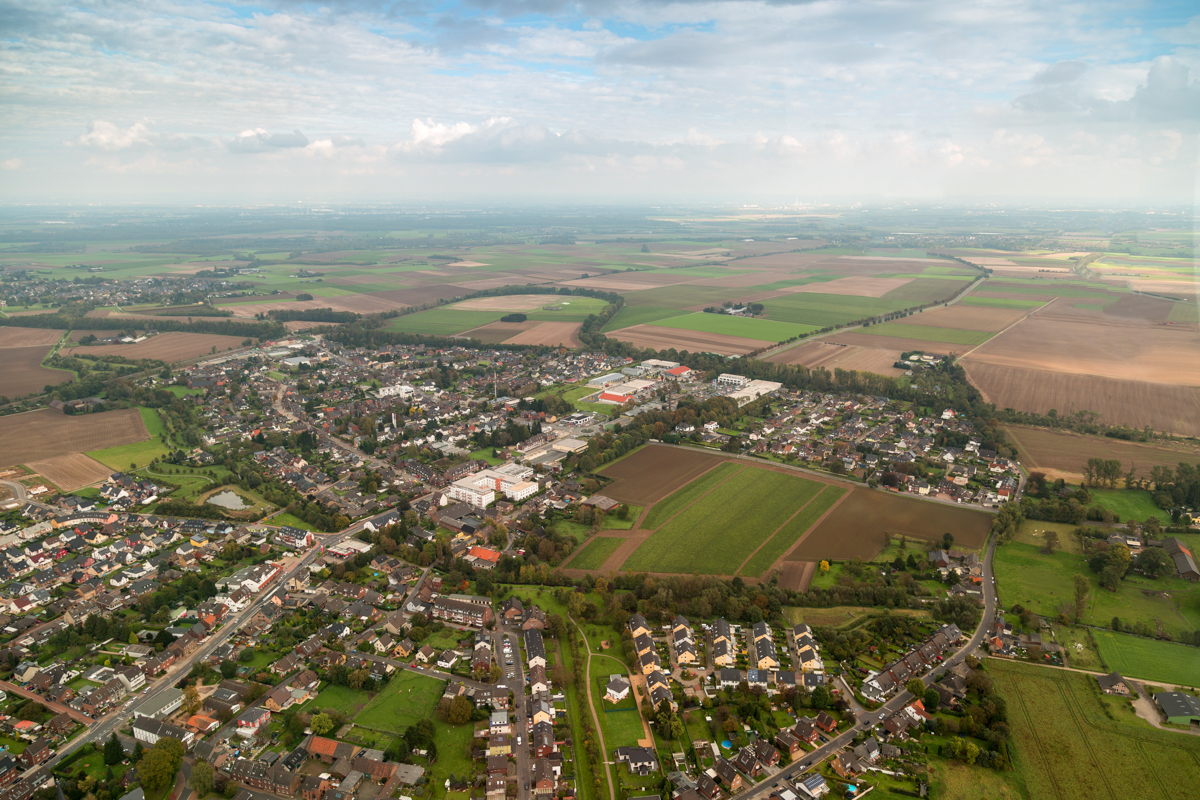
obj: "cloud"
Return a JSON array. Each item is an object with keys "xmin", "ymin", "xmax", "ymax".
[
  {"xmin": 1031, "ymin": 60, "xmax": 1088, "ymax": 85},
  {"xmin": 68, "ymin": 121, "xmax": 153, "ymax": 151},
  {"xmin": 685, "ymin": 127, "xmax": 723, "ymax": 147},
  {"xmin": 227, "ymin": 128, "xmax": 311, "ymax": 153},
  {"xmin": 0, "ymin": 158, "xmax": 23, "ymax": 170}
]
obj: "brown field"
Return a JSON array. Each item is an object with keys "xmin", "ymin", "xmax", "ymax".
[
  {"xmin": 463, "ymin": 321, "xmax": 537, "ymax": 344},
  {"xmin": 454, "ymin": 295, "xmax": 562, "ymax": 312},
  {"xmin": 784, "ymin": 276, "xmax": 915, "ymax": 297},
  {"xmin": 732, "ymin": 253, "xmax": 831, "ymax": 270},
  {"xmin": 327, "ymin": 274, "xmax": 408, "ymax": 287},
  {"xmin": 64, "ymin": 331, "xmax": 246, "ymax": 362},
  {"xmin": 0, "ymin": 345, "xmax": 72, "ymax": 398},
  {"xmin": 0, "ymin": 408, "xmax": 148, "ymax": 469},
  {"xmin": 825, "ymin": 331, "xmax": 958, "ymax": 355},
  {"xmin": 1003, "ymin": 424, "xmax": 1200, "ymax": 483},
  {"xmin": 689, "ymin": 272, "xmax": 781, "ymax": 288},
  {"xmin": 786, "ymin": 489, "xmax": 993, "ymax": 561},
  {"xmin": 561, "ymin": 274, "xmax": 690, "ymax": 291},
  {"xmin": 1120, "ymin": 280, "xmax": 1198, "ymax": 298},
  {"xmin": 776, "ymin": 561, "xmax": 817, "ymax": 592},
  {"xmin": 609, "ymin": 324, "xmax": 773, "ymax": 355},
  {"xmin": 446, "ymin": 261, "xmax": 489, "ymax": 267},
  {"xmin": 502, "ymin": 321, "xmax": 583, "ymax": 347},
  {"xmin": 763, "ymin": 341, "xmax": 905, "ymax": 376},
  {"xmin": 962, "ymin": 306, "xmax": 1200, "ymax": 385},
  {"xmin": 454, "ymin": 277, "xmax": 541, "ymax": 291},
  {"xmin": 970, "ymin": 291, "xmax": 1053, "ymax": 302},
  {"xmin": 25, "ymin": 453, "xmax": 113, "ymax": 491},
  {"xmin": 894, "ymin": 305, "xmax": 1029, "ymax": 332},
  {"xmin": 963, "ymin": 362, "xmax": 1200, "ymax": 437},
  {"xmin": 0, "ymin": 327, "xmax": 63, "ymax": 347},
  {"xmin": 598, "ymin": 445, "xmax": 732, "ymax": 506},
  {"xmin": 1100, "ymin": 293, "xmax": 1181, "ymax": 321}
]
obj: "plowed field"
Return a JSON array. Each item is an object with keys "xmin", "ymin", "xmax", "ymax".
[
  {"xmin": 608, "ymin": 324, "xmax": 772, "ymax": 355},
  {"xmin": 0, "ymin": 408, "xmax": 148, "ymax": 468},
  {"xmin": 64, "ymin": 331, "xmax": 245, "ymax": 362},
  {"xmin": 783, "ymin": 276, "xmax": 914, "ymax": 297},
  {"xmin": 26, "ymin": 453, "xmax": 113, "ymax": 491},
  {"xmin": 1003, "ymin": 425, "xmax": 1200, "ymax": 482},
  {"xmin": 598, "ymin": 445, "xmax": 731, "ymax": 506},
  {"xmin": 763, "ymin": 341, "xmax": 905, "ymax": 376},
  {"xmin": 0, "ymin": 327, "xmax": 63, "ymax": 347},
  {"xmin": 0, "ymin": 345, "xmax": 72, "ymax": 398},
  {"xmin": 502, "ymin": 321, "xmax": 583, "ymax": 347}
]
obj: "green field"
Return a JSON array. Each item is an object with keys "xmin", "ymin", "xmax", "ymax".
[
  {"xmin": 856, "ymin": 322, "xmax": 992, "ymax": 346},
  {"xmin": 310, "ymin": 683, "xmax": 370, "ymax": 716},
  {"xmin": 87, "ymin": 406, "xmax": 169, "ymax": 469},
  {"xmin": 270, "ymin": 512, "xmax": 317, "ymax": 530},
  {"xmin": 1092, "ymin": 630, "xmax": 1200, "ymax": 686},
  {"xmin": 653, "ymin": 312, "xmax": 817, "ymax": 341},
  {"xmin": 641, "ymin": 462, "xmax": 744, "ymax": 528},
  {"xmin": 1086, "ymin": 488, "xmax": 1164, "ymax": 523},
  {"xmin": 591, "ymin": 677, "xmax": 646, "ymax": 749},
  {"xmin": 354, "ymin": 670, "xmax": 445, "ymax": 732},
  {"xmin": 623, "ymin": 466, "xmax": 829, "ymax": 574},
  {"xmin": 568, "ymin": 537, "xmax": 625, "ymax": 570},
  {"xmin": 385, "ymin": 308, "xmax": 505, "ymax": 335},
  {"xmin": 992, "ymin": 658, "xmax": 1200, "ymax": 800},
  {"xmin": 604, "ymin": 305, "xmax": 686, "ymax": 331},
  {"xmin": 961, "ymin": 295, "xmax": 1046, "ymax": 309},
  {"xmin": 739, "ymin": 484, "xmax": 848, "ymax": 577}
]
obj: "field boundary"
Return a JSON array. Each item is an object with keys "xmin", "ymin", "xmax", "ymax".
[
  {"xmin": 775, "ymin": 488, "xmax": 851, "ymax": 566},
  {"xmin": 734, "ymin": 485, "xmax": 828, "ymax": 575}
]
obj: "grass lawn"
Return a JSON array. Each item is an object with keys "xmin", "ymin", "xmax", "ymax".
[
  {"xmin": 591, "ymin": 679, "xmax": 646, "ymax": 749},
  {"xmin": 603, "ymin": 305, "xmax": 686, "ymax": 331},
  {"xmin": 1091, "ymin": 630, "xmax": 1200, "ymax": 686},
  {"xmin": 354, "ymin": 670, "xmax": 445, "ymax": 732},
  {"xmin": 87, "ymin": 406, "xmax": 170, "ymax": 469},
  {"xmin": 163, "ymin": 385, "xmax": 204, "ymax": 397},
  {"xmin": 805, "ymin": 562, "xmax": 846, "ymax": 589},
  {"xmin": 1012, "ymin": 519, "xmax": 1087, "ymax": 555},
  {"xmin": 0, "ymin": 736, "xmax": 26, "ymax": 755},
  {"xmin": 856, "ymin": 322, "xmax": 992, "ymax": 346},
  {"xmin": 740, "ymin": 484, "xmax": 847, "ymax": 577},
  {"xmin": 641, "ymin": 462, "xmax": 744, "ymax": 529},
  {"xmin": 653, "ymin": 312, "xmax": 817, "ymax": 342},
  {"xmin": 991, "ymin": 658, "xmax": 1200, "ymax": 800},
  {"xmin": 625, "ymin": 466, "xmax": 828, "ymax": 575},
  {"xmin": 468, "ymin": 447, "xmax": 504, "ymax": 465},
  {"xmin": 269, "ymin": 512, "xmax": 318, "ymax": 530},
  {"xmin": 568, "ymin": 537, "xmax": 625, "ymax": 570},
  {"xmin": 238, "ymin": 648, "xmax": 281, "ymax": 671},
  {"xmin": 311, "ymin": 682, "xmax": 372, "ymax": 717},
  {"xmin": 1086, "ymin": 488, "xmax": 1164, "ymax": 523}
]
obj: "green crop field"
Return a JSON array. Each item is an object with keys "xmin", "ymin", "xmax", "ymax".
[
  {"xmin": 623, "ymin": 466, "xmax": 828, "ymax": 575},
  {"xmin": 641, "ymin": 461, "xmax": 745, "ymax": 528},
  {"xmin": 354, "ymin": 670, "xmax": 445, "ymax": 732},
  {"xmin": 568, "ymin": 537, "xmax": 625, "ymax": 570},
  {"xmin": 603, "ymin": 305, "xmax": 687, "ymax": 331},
  {"xmin": 87, "ymin": 406, "xmax": 169, "ymax": 469},
  {"xmin": 1085, "ymin": 488, "xmax": 1164, "ymax": 523},
  {"xmin": 653, "ymin": 312, "xmax": 817, "ymax": 341},
  {"xmin": 740, "ymin": 484, "xmax": 848, "ymax": 577},
  {"xmin": 991, "ymin": 658, "xmax": 1200, "ymax": 800},
  {"xmin": 385, "ymin": 308, "xmax": 505, "ymax": 335},
  {"xmin": 856, "ymin": 322, "xmax": 993, "ymax": 346},
  {"xmin": 1091, "ymin": 631, "xmax": 1200, "ymax": 686},
  {"xmin": 961, "ymin": 296, "xmax": 1046, "ymax": 309}
]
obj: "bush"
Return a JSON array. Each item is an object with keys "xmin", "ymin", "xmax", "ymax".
[{"xmin": 296, "ymin": 293, "xmax": 314, "ymax": 302}]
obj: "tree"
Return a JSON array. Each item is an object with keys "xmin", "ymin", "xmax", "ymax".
[
  {"xmin": 1041, "ymin": 530, "xmax": 1059, "ymax": 555},
  {"xmin": 811, "ymin": 685, "xmax": 831, "ymax": 709},
  {"xmin": 191, "ymin": 760, "xmax": 215, "ymax": 799},
  {"xmin": 1073, "ymin": 574, "xmax": 1089, "ymax": 622},
  {"xmin": 448, "ymin": 695, "xmax": 473, "ymax": 725},
  {"xmin": 103, "ymin": 732, "xmax": 123, "ymax": 766},
  {"xmin": 905, "ymin": 678, "xmax": 925, "ymax": 698},
  {"xmin": 138, "ymin": 739, "xmax": 184, "ymax": 791},
  {"xmin": 942, "ymin": 532, "xmax": 954, "ymax": 549},
  {"xmin": 311, "ymin": 713, "xmax": 334, "ymax": 735},
  {"xmin": 239, "ymin": 647, "xmax": 256, "ymax": 663},
  {"xmin": 819, "ymin": 560, "xmax": 830, "ymax": 574},
  {"xmin": 132, "ymin": 740, "xmax": 145, "ymax": 763},
  {"xmin": 923, "ymin": 687, "xmax": 940, "ymax": 710},
  {"xmin": 1107, "ymin": 543, "xmax": 1132, "ymax": 579},
  {"xmin": 183, "ymin": 684, "xmax": 201, "ymax": 715},
  {"xmin": 1137, "ymin": 547, "xmax": 1174, "ymax": 578},
  {"xmin": 219, "ymin": 660, "xmax": 237, "ymax": 679}
]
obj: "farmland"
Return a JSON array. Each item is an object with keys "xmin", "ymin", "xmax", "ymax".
[
  {"xmin": 763, "ymin": 340, "xmax": 905, "ymax": 376},
  {"xmin": 63, "ymin": 331, "xmax": 247, "ymax": 362},
  {"xmin": 650, "ymin": 312, "xmax": 816, "ymax": 341},
  {"xmin": 567, "ymin": 536, "xmax": 626, "ymax": 570},
  {"xmin": 0, "ymin": 408, "xmax": 148, "ymax": 469},
  {"xmin": 1091, "ymin": 630, "xmax": 1200, "ymax": 686},
  {"xmin": 991, "ymin": 658, "xmax": 1200, "ymax": 800},
  {"xmin": 854, "ymin": 322, "xmax": 993, "ymax": 346},
  {"xmin": 24, "ymin": 453, "xmax": 112, "ymax": 491},
  {"xmin": 607, "ymin": 324, "xmax": 773, "ymax": 355},
  {"xmin": 786, "ymin": 489, "xmax": 992, "ymax": 561},
  {"xmin": 0, "ymin": 344, "xmax": 72, "ymax": 398},
  {"xmin": 1085, "ymin": 488, "xmax": 1164, "ymax": 523},
  {"xmin": 597, "ymin": 445, "xmax": 732, "ymax": 507},
  {"xmin": 1004, "ymin": 424, "xmax": 1200, "ymax": 482},
  {"xmin": 739, "ymin": 485, "xmax": 847, "ymax": 577},
  {"xmin": 621, "ymin": 465, "xmax": 829, "ymax": 575},
  {"xmin": 87, "ymin": 407, "xmax": 168, "ymax": 469},
  {"xmin": 639, "ymin": 461, "xmax": 744, "ymax": 528}
]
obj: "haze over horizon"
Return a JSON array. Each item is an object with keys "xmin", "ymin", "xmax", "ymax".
[{"xmin": 4, "ymin": 1, "xmax": 1200, "ymax": 204}]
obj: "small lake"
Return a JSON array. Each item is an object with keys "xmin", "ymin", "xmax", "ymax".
[{"xmin": 207, "ymin": 489, "xmax": 249, "ymax": 510}]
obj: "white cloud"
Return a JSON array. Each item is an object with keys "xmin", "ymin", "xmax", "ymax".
[
  {"xmin": 0, "ymin": 158, "xmax": 23, "ymax": 170},
  {"xmin": 68, "ymin": 121, "xmax": 153, "ymax": 151},
  {"xmin": 228, "ymin": 128, "xmax": 311, "ymax": 153}
]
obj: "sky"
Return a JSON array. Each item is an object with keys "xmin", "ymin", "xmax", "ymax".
[{"xmin": 3, "ymin": 0, "xmax": 1200, "ymax": 204}]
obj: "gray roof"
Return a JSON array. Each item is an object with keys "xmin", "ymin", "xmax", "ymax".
[{"xmin": 1156, "ymin": 692, "xmax": 1200, "ymax": 719}]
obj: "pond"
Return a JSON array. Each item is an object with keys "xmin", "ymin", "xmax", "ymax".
[{"xmin": 207, "ymin": 489, "xmax": 249, "ymax": 510}]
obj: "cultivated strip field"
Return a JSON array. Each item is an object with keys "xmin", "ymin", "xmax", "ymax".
[
  {"xmin": 501, "ymin": 321, "xmax": 583, "ymax": 347},
  {"xmin": 892, "ymin": 304, "xmax": 1030, "ymax": 331},
  {"xmin": 607, "ymin": 324, "xmax": 773, "ymax": 355},
  {"xmin": 1091, "ymin": 630, "xmax": 1200, "ymax": 686},
  {"xmin": 25, "ymin": 453, "xmax": 114, "ymax": 491},
  {"xmin": 1004, "ymin": 425, "xmax": 1200, "ymax": 482},
  {"xmin": 0, "ymin": 408, "xmax": 149, "ymax": 469},
  {"xmin": 63, "ymin": 331, "xmax": 247, "ymax": 362},
  {"xmin": 598, "ymin": 445, "xmax": 732, "ymax": 507},
  {"xmin": 0, "ymin": 344, "xmax": 72, "ymax": 398},
  {"xmin": 0, "ymin": 327, "xmax": 63, "ymax": 347},
  {"xmin": 565, "ymin": 536, "xmax": 626, "ymax": 570},
  {"xmin": 739, "ymin": 484, "xmax": 848, "ymax": 577},
  {"xmin": 762, "ymin": 341, "xmax": 906, "ymax": 376}
]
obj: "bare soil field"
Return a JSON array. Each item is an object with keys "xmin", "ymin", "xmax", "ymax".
[
  {"xmin": 1099, "ymin": 294, "xmax": 1176, "ymax": 322},
  {"xmin": 1120, "ymin": 280, "xmax": 1198, "ymax": 298},
  {"xmin": 0, "ymin": 408, "xmax": 148, "ymax": 469},
  {"xmin": 25, "ymin": 453, "xmax": 113, "ymax": 491},
  {"xmin": 776, "ymin": 561, "xmax": 816, "ymax": 592},
  {"xmin": 689, "ymin": 272, "xmax": 780, "ymax": 288},
  {"xmin": 780, "ymin": 276, "xmax": 915, "ymax": 297},
  {"xmin": 894, "ymin": 305, "xmax": 1028, "ymax": 332},
  {"xmin": 962, "ymin": 308, "xmax": 1200, "ymax": 385},
  {"xmin": 971, "ymin": 291, "xmax": 1053, "ymax": 302},
  {"xmin": 609, "ymin": 324, "xmax": 773, "ymax": 355},
  {"xmin": 64, "ymin": 332, "xmax": 246, "ymax": 362},
  {"xmin": 502, "ymin": 321, "xmax": 583, "ymax": 347},
  {"xmin": 446, "ymin": 261, "xmax": 488, "ymax": 267},
  {"xmin": 462, "ymin": 321, "xmax": 537, "ymax": 344},
  {"xmin": 454, "ymin": 277, "xmax": 540, "ymax": 291},
  {"xmin": 0, "ymin": 328, "xmax": 63, "ymax": 347},
  {"xmin": 598, "ymin": 445, "xmax": 732, "ymax": 506},
  {"xmin": 763, "ymin": 341, "xmax": 905, "ymax": 376},
  {"xmin": 455, "ymin": 295, "xmax": 561, "ymax": 312},
  {"xmin": 1003, "ymin": 425, "xmax": 1200, "ymax": 483},
  {"xmin": 561, "ymin": 274, "xmax": 690, "ymax": 291},
  {"xmin": 371, "ymin": 284, "xmax": 480, "ymax": 308},
  {"xmin": 0, "ymin": 346, "xmax": 72, "ymax": 398},
  {"xmin": 786, "ymin": 489, "xmax": 992, "ymax": 561},
  {"xmin": 963, "ymin": 362, "xmax": 1200, "ymax": 437},
  {"xmin": 825, "ymin": 331, "xmax": 957, "ymax": 355}
]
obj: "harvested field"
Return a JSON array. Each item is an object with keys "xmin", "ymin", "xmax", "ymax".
[
  {"xmin": 776, "ymin": 561, "xmax": 817, "ymax": 592},
  {"xmin": 762, "ymin": 341, "xmax": 905, "ymax": 376},
  {"xmin": 971, "ymin": 291, "xmax": 1054, "ymax": 302},
  {"xmin": 0, "ymin": 345, "xmax": 71, "ymax": 398},
  {"xmin": 462, "ymin": 321, "xmax": 536, "ymax": 344},
  {"xmin": 966, "ymin": 361, "xmax": 1200, "ymax": 436},
  {"xmin": 1100, "ymin": 293, "xmax": 1177, "ymax": 322},
  {"xmin": 25, "ymin": 453, "xmax": 113, "ymax": 491},
  {"xmin": 824, "ymin": 331, "xmax": 957, "ymax": 354},
  {"xmin": 689, "ymin": 271, "xmax": 781, "ymax": 288},
  {"xmin": 608, "ymin": 324, "xmax": 772, "ymax": 355},
  {"xmin": 782, "ymin": 276, "xmax": 914, "ymax": 297},
  {"xmin": 455, "ymin": 294, "xmax": 564, "ymax": 311},
  {"xmin": 1003, "ymin": 425, "xmax": 1200, "ymax": 483},
  {"xmin": 893, "ymin": 305, "xmax": 1029, "ymax": 332},
  {"xmin": 446, "ymin": 261, "xmax": 488, "ymax": 267},
  {"xmin": 502, "ymin": 321, "xmax": 583, "ymax": 347},
  {"xmin": 597, "ymin": 445, "xmax": 731, "ymax": 506},
  {"xmin": 786, "ymin": 489, "xmax": 992, "ymax": 561},
  {"xmin": 64, "ymin": 332, "xmax": 246, "ymax": 362},
  {"xmin": 562, "ymin": 274, "xmax": 689, "ymax": 291},
  {"xmin": 0, "ymin": 408, "xmax": 148, "ymax": 469},
  {"xmin": 0, "ymin": 327, "xmax": 63, "ymax": 347}
]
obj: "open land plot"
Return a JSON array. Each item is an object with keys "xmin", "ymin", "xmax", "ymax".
[
  {"xmin": 991, "ymin": 658, "xmax": 1200, "ymax": 800},
  {"xmin": 786, "ymin": 490, "xmax": 992, "ymax": 561},
  {"xmin": 963, "ymin": 362, "xmax": 1200, "ymax": 437},
  {"xmin": 824, "ymin": 331, "xmax": 956, "ymax": 355},
  {"xmin": 853, "ymin": 322, "xmax": 993, "ymax": 346},
  {"xmin": 740, "ymin": 484, "xmax": 848, "ymax": 577},
  {"xmin": 386, "ymin": 308, "xmax": 506, "ymax": 335},
  {"xmin": 1086, "ymin": 488, "xmax": 1164, "ymax": 523},
  {"xmin": 783, "ymin": 605, "xmax": 930, "ymax": 628},
  {"xmin": 893, "ymin": 304, "xmax": 1030, "ymax": 331},
  {"xmin": 566, "ymin": 536, "xmax": 627, "ymax": 570},
  {"xmin": 0, "ymin": 345, "xmax": 71, "ymax": 397},
  {"xmin": 607, "ymin": 324, "xmax": 773, "ymax": 355},
  {"xmin": 599, "ymin": 445, "xmax": 735, "ymax": 507},
  {"xmin": 602, "ymin": 305, "xmax": 687, "ymax": 331},
  {"xmin": 653, "ymin": 312, "xmax": 817, "ymax": 341},
  {"xmin": 0, "ymin": 327, "xmax": 63, "ymax": 347},
  {"xmin": 502, "ymin": 321, "xmax": 583, "ymax": 347},
  {"xmin": 639, "ymin": 461, "xmax": 744, "ymax": 528},
  {"xmin": 64, "ymin": 331, "xmax": 246, "ymax": 362},
  {"xmin": 1004, "ymin": 425, "xmax": 1200, "ymax": 483},
  {"xmin": 86, "ymin": 407, "xmax": 168, "ymax": 469},
  {"xmin": 354, "ymin": 670, "xmax": 445, "ymax": 732},
  {"xmin": 0, "ymin": 408, "xmax": 148, "ymax": 468},
  {"xmin": 961, "ymin": 295, "xmax": 1047, "ymax": 309},
  {"xmin": 1091, "ymin": 630, "xmax": 1200, "ymax": 686},
  {"xmin": 761, "ymin": 341, "xmax": 905, "ymax": 376},
  {"xmin": 455, "ymin": 294, "xmax": 602, "ymax": 312},
  {"xmin": 461, "ymin": 321, "xmax": 535, "ymax": 344},
  {"xmin": 621, "ymin": 466, "xmax": 829, "ymax": 575},
  {"xmin": 783, "ymin": 275, "xmax": 914, "ymax": 297},
  {"xmin": 25, "ymin": 454, "xmax": 113, "ymax": 491}
]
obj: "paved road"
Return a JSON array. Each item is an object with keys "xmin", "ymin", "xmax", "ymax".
[
  {"xmin": 0, "ymin": 680, "xmax": 91, "ymax": 724},
  {"xmin": 0, "ymin": 480, "xmax": 31, "ymax": 504}
]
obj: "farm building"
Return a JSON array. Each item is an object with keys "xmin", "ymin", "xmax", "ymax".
[{"xmin": 1155, "ymin": 692, "xmax": 1200, "ymax": 725}]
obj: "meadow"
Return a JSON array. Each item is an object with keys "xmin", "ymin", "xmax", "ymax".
[
  {"xmin": 354, "ymin": 670, "xmax": 446, "ymax": 731},
  {"xmin": 1085, "ymin": 488, "xmax": 1165, "ymax": 523},
  {"xmin": 87, "ymin": 406, "xmax": 169, "ymax": 469},
  {"xmin": 855, "ymin": 322, "xmax": 993, "ymax": 346},
  {"xmin": 1091, "ymin": 630, "xmax": 1200, "ymax": 687}
]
